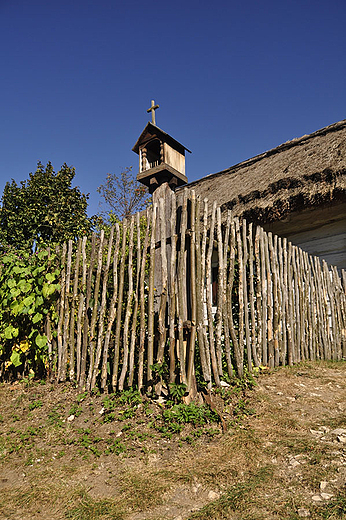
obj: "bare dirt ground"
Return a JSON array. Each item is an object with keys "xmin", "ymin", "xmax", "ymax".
[{"xmin": 0, "ymin": 360, "xmax": 345, "ymax": 520}]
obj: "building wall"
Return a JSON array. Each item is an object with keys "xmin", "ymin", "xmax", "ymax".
[{"xmin": 263, "ymin": 202, "xmax": 346, "ymax": 270}]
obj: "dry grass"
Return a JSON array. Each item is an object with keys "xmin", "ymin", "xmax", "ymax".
[{"xmin": 1, "ymin": 360, "xmax": 346, "ymax": 520}]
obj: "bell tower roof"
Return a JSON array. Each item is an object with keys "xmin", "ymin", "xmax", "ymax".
[
  {"xmin": 132, "ymin": 103, "xmax": 191, "ymax": 194},
  {"xmin": 132, "ymin": 122, "xmax": 191, "ymax": 155}
]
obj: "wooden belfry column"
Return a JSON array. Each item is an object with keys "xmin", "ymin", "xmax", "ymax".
[{"xmin": 132, "ymin": 100, "xmax": 191, "ymax": 361}]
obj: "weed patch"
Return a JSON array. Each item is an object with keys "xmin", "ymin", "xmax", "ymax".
[
  {"xmin": 188, "ymin": 466, "xmax": 274, "ymax": 520},
  {"xmin": 65, "ymin": 489, "xmax": 125, "ymax": 520}
]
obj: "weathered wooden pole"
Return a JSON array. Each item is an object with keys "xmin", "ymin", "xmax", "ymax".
[{"xmin": 132, "ymin": 103, "xmax": 191, "ymax": 391}]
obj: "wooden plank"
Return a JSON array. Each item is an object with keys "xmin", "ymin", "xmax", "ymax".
[
  {"xmin": 205, "ymin": 202, "xmax": 220, "ymax": 386},
  {"xmin": 286, "ymin": 240, "xmax": 294, "ymax": 365},
  {"xmin": 177, "ymin": 191, "xmax": 188, "ymax": 385},
  {"xmin": 168, "ymin": 194, "xmax": 177, "ymax": 384},
  {"xmin": 90, "ymin": 229, "xmax": 115, "ymax": 390},
  {"xmin": 79, "ymin": 233, "xmax": 96, "ymax": 390},
  {"xmin": 292, "ymin": 246, "xmax": 301, "ymax": 362},
  {"xmin": 254, "ymin": 227, "xmax": 262, "ymax": 365},
  {"xmin": 128, "ymin": 214, "xmax": 142, "ymax": 387},
  {"xmin": 248, "ymin": 223, "xmax": 259, "ymax": 367},
  {"xmin": 215, "ymin": 206, "xmax": 224, "ymax": 376},
  {"xmin": 222, "ymin": 210, "xmax": 233, "ymax": 378},
  {"xmin": 313, "ymin": 256, "xmax": 328, "ymax": 359},
  {"xmin": 76, "ymin": 236, "xmax": 87, "ymax": 383},
  {"xmin": 61, "ymin": 239, "xmax": 73, "ymax": 381},
  {"xmin": 199, "ymin": 198, "xmax": 211, "ymax": 382},
  {"xmin": 259, "ymin": 228, "xmax": 268, "ymax": 365},
  {"xmin": 87, "ymin": 231, "xmax": 105, "ymax": 390},
  {"xmin": 57, "ymin": 242, "xmax": 67, "ymax": 382},
  {"xmin": 242, "ymin": 220, "xmax": 252, "ymax": 371},
  {"xmin": 69, "ymin": 238, "xmax": 82, "ymax": 382},
  {"xmin": 156, "ymin": 197, "xmax": 168, "ymax": 368},
  {"xmin": 263, "ymin": 232, "xmax": 274, "ymax": 368},
  {"xmin": 187, "ymin": 190, "xmax": 197, "ymax": 392},
  {"xmin": 269, "ymin": 233, "xmax": 280, "ymax": 366},
  {"xmin": 137, "ymin": 209, "xmax": 151, "ymax": 390},
  {"xmin": 100, "ymin": 225, "xmax": 120, "ymax": 391},
  {"xmin": 146, "ymin": 206, "xmax": 157, "ymax": 384},
  {"xmin": 118, "ymin": 218, "xmax": 135, "ymax": 390},
  {"xmin": 227, "ymin": 218, "xmax": 243, "ymax": 377},
  {"xmin": 112, "ymin": 221, "xmax": 128, "ymax": 391},
  {"xmin": 277, "ymin": 236, "xmax": 287, "ymax": 365},
  {"xmin": 323, "ymin": 260, "xmax": 337, "ymax": 360}
]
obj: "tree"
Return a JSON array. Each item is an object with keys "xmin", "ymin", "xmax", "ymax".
[
  {"xmin": 97, "ymin": 167, "xmax": 150, "ymax": 222},
  {"xmin": 0, "ymin": 162, "xmax": 91, "ymax": 250}
]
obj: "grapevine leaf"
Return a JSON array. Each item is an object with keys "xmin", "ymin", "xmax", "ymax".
[
  {"xmin": 35, "ymin": 334, "xmax": 48, "ymax": 349},
  {"xmin": 23, "ymin": 294, "xmax": 35, "ymax": 307},
  {"xmin": 7, "ymin": 279, "xmax": 16, "ymax": 289},
  {"xmin": 32, "ymin": 312, "xmax": 43, "ymax": 324},
  {"xmin": 10, "ymin": 288, "xmax": 21, "ymax": 298},
  {"xmin": 10, "ymin": 351, "xmax": 22, "ymax": 367}
]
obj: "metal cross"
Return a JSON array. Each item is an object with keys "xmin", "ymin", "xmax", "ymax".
[{"xmin": 147, "ymin": 99, "xmax": 159, "ymax": 125}]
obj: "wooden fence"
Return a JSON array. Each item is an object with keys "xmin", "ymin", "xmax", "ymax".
[{"xmin": 48, "ymin": 190, "xmax": 346, "ymax": 392}]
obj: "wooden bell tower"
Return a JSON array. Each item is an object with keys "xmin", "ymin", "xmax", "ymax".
[{"xmin": 132, "ymin": 100, "xmax": 191, "ymax": 194}]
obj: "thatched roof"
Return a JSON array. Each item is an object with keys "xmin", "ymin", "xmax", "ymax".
[{"xmin": 181, "ymin": 119, "xmax": 346, "ymax": 223}]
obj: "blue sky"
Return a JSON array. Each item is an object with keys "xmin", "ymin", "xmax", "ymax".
[{"xmin": 1, "ymin": 0, "xmax": 345, "ymax": 217}]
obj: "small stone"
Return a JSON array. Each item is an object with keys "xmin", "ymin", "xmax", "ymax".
[
  {"xmin": 277, "ymin": 391, "xmax": 283, "ymax": 395},
  {"xmin": 286, "ymin": 396, "xmax": 296, "ymax": 401},
  {"xmin": 220, "ymin": 380, "xmax": 230, "ymax": 387},
  {"xmin": 337, "ymin": 435, "xmax": 346, "ymax": 443},
  {"xmin": 311, "ymin": 495, "xmax": 323, "ymax": 502},
  {"xmin": 321, "ymin": 493, "xmax": 334, "ymax": 500},
  {"xmin": 98, "ymin": 408, "xmax": 105, "ymax": 415},
  {"xmin": 116, "ymin": 431, "xmax": 123, "ymax": 437},
  {"xmin": 319, "ymin": 426, "xmax": 330, "ymax": 433},
  {"xmin": 320, "ymin": 481, "xmax": 328, "ymax": 491},
  {"xmin": 208, "ymin": 490, "xmax": 220, "ymax": 500},
  {"xmin": 192, "ymin": 482, "xmax": 202, "ymax": 494},
  {"xmin": 331, "ymin": 428, "xmax": 346, "ymax": 436},
  {"xmin": 67, "ymin": 415, "xmax": 75, "ymax": 422},
  {"xmin": 310, "ymin": 429, "xmax": 323, "ymax": 436},
  {"xmin": 289, "ymin": 459, "xmax": 301, "ymax": 468},
  {"xmin": 297, "ymin": 508, "xmax": 310, "ymax": 517}
]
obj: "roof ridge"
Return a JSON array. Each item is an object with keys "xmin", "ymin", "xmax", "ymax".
[{"xmin": 184, "ymin": 119, "xmax": 346, "ymax": 189}]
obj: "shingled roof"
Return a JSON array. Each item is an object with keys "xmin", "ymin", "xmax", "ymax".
[{"xmin": 181, "ymin": 119, "xmax": 346, "ymax": 223}]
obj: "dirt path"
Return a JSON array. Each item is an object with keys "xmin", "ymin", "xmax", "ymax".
[{"xmin": 0, "ymin": 361, "xmax": 345, "ymax": 520}]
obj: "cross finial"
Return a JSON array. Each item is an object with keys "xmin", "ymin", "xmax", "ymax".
[{"xmin": 147, "ymin": 99, "xmax": 159, "ymax": 125}]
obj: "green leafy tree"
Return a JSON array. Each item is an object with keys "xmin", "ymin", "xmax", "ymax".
[
  {"xmin": 0, "ymin": 162, "xmax": 91, "ymax": 250},
  {"xmin": 97, "ymin": 167, "xmax": 150, "ymax": 223}
]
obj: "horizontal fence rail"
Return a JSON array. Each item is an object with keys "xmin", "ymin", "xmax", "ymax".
[{"xmin": 2, "ymin": 190, "xmax": 346, "ymax": 392}]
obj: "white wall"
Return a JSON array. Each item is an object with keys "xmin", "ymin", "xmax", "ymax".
[{"xmin": 263, "ymin": 202, "xmax": 346, "ymax": 270}]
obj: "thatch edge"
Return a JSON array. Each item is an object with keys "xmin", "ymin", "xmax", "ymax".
[{"xmin": 184, "ymin": 119, "xmax": 346, "ymax": 189}]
